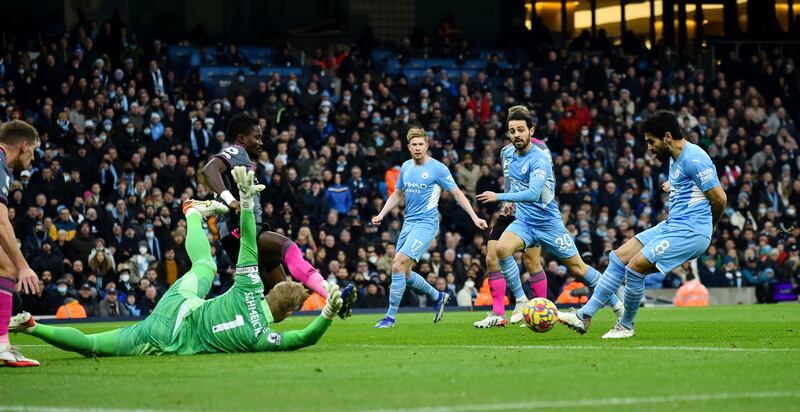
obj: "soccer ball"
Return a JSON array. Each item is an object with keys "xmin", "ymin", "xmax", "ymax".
[{"xmin": 522, "ymin": 298, "xmax": 558, "ymax": 333}]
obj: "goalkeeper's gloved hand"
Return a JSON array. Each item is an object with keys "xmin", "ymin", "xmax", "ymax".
[
  {"xmin": 321, "ymin": 282, "xmax": 343, "ymax": 320},
  {"xmin": 231, "ymin": 166, "xmax": 265, "ymax": 211}
]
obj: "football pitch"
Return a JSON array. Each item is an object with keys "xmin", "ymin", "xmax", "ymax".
[{"xmin": 2, "ymin": 305, "xmax": 799, "ymax": 412}]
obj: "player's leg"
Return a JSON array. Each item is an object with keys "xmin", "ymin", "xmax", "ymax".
[
  {"xmin": 262, "ymin": 264, "xmax": 288, "ymax": 293},
  {"xmin": 10, "ymin": 312, "xmax": 123, "ymax": 357},
  {"xmin": 0, "ymin": 248, "xmax": 38, "ymax": 366},
  {"xmin": 474, "ymin": 239, "xmax": 509, "ymax": 328},
  {"xmin": 559, "ymin": 237, "xmax": 644, "ymax": 334},
  {"xmin": 258, "ymin": 231, "xmax": 328, "ymax": 298},
  {"xmin": 177, "ymin": 201, "xmax": 226, "ymax": 299},
  {"xmin": 605, "ymin": 232, "xmax": 711, "ymax": 339},
  {"xmin": 523, "ymin": 246, "xmax": 548, "ymax": 299},
  {"xmin": 560, "ymin": 252, "xmax": 623, "ymax": 317},
  {"xmin": 495, "ymin": 222, "xmax": 531, "ymax": 324},
  {"xmin": 398, "ymin": 227, "xmax": 446, "ymax": 322},
  {"xmin": 376, "ymin": 250, "xmax": 412, "ymax": 328}
]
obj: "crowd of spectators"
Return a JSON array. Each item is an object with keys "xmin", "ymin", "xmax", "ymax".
[{"xmin": 1, "ymin": 16, "xmax": 798, "ymax": 317}]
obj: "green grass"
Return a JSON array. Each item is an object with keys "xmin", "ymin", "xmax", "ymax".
[{"xmin": 2, "ymin": 305, "xmax": 800, "ymax": 412}]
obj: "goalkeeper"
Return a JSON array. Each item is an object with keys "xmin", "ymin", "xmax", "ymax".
[{"xmin": 9, "ymin": 167, "xmax": 343, "ymax": 356}]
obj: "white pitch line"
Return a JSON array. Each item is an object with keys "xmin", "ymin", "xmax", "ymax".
[
  {"xmin": 360, "ymin": 391, "xmax": 800, "ymax": 412},
  {"xmin": 343, "ymin": 343, "xmax": 800, "ymax": 353},
  {"xmin": 0, "ymin": 407, "xmax": 184, "ymax": 412}
]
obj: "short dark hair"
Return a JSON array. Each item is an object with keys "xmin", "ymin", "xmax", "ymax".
[
  {"xmin": 0, "ymin": 120, "xmax": 39, "ymax": 146},
  {"xmin": 226, "ymin": 113, "xmax": 259, "ymax": 142},
  {"xmin": 507, "ymin": 105, "xmax": 533, "ymax": 128},
  {"xmin": 639, "ymin": 110, "xmax": 683, "ymax": 140}
]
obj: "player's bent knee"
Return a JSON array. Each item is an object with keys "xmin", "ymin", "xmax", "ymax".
[{"xmin": 495, "ymin": 243, "xmax": 513, "ymax": 260}]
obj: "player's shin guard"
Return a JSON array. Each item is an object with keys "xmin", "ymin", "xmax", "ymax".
[
  {"xmin": 386, "ymin": 273, "xmax": 406, "ymax": 319},
  {"xmin": 620, "ymin": 267, "xmax": 646, "ymax": 329},
  {"xmin": 283, "ymin": 243, "xmax": 328, "ymax": 298},
  {"xmin": 499, "ymin": 256, "xmax": 526, "ymax": 301},
  {"xmin": 488, "ymin": 271, "xmax": 506, "ymax": 316},
  {"xmin": 583, "ymin": 266, "xmax": 622, "ymax": 308},
  {"xmin": 407, "ymin": 271, "xmax": 439, "ymax": 303},
  {"xmin": 529, "ymin": 270, "xmax": 547, "ymax": 299},
  {"xmin": 578, "ymin": 252, "xmax": 626, "ymax": 319},
  {"xmin": 0, "ymin": 277, "xmax": 14, "ymax": 343}
]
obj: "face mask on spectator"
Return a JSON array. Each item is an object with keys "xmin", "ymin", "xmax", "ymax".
[
  {"xmin": 77, "ymin": 136, "xmax": 85, "ymax": 145},
  {"xmin": 596, "ymin": 229, "xmax": 607, "ymax": 239},
  {"xmin": 121, "ymin": 117, "xmax": 129, "ymax": 125},
  {"xmin": 375, "ymin": 136, "xmax": 384, "ymax": 147},
  {"xmin": 99, "ymin": 133, "xmax": 107, "ymax": 142},
  {"xmin": 109, "ymin": 91, "xmax": 116, "ymax": 99},
  {"xmin": 144, "ymin": 127, "xmax": 151, "ymax": 135},
  {"xmin": 146, "ymin": 231, "xmax": 154, "ymax": 239},
  {"xmin": 57, "ymin": 286, "xmax": 67, "ymax": 294},
  {"xmin": 139, "ymin": 246, "xmax": 148, "ymax": 255},
  {"xmin": 31, "ymin": 63, "xmax": 38, "ymax": 71},
  {"xmin": 788, "ymin": 207, "xmax": 796, "ymax": 217},
  {"xmin": 127, "ymin": 127, "xmax": 135, "ymax": 136},
  {"xmin": 237, "ymin": 75, "xmax": 245, "ymax": 83},
  {"xmin": 120, "ymin": 274, "xmax": 130, "ymax": 283},
  {"xmin": 420, "ymin": 102, "xmax": 428, "ymax": 111},
  {"xmin": 368, "ymin": 255, "xmax": 378, "ymax": 264},
  {"xmin": 758, "ymin": 207, "xmax": 767, "ymax": 215},
  {"xmin": 104, "ymin": 123, "xmax": 112, "ymax": 131}
]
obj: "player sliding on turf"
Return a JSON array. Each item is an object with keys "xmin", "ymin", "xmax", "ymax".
[
  {"xmin": 10, "ymin": 167, "xmax": 343, "ymax": 356},
  {"xmin": 477, "ymin": 106, "xmax": 623, "ymax": 327},
  {"xmin": 559, "ymin": 110, "xmax": 727, "ymax": 338},
  {"xmin": 372, "ymin": 128, "xmax": 488, "ymax": 328},
  {"xmin": 202, "ymin": 113, "xmax": 355, "ymax": 318}
]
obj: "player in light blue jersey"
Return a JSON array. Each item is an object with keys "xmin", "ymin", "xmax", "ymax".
[
  {"xmin": 372, "ymin": 128, "xmax": 488, "ymax": 328},
  {"xmin": 477, "ymin": 106, "xmax": 623, "ymax": 324},
  {"xmin": 559, "ymin": 110, "xmax": 727, "ymax": 338}
]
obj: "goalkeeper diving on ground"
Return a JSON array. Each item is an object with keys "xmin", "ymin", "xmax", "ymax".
[{"xmin": 8, "ymin": 166, "xmax": 344, "ymax": 356}]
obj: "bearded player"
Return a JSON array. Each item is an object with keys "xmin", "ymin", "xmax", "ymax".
[
  {"xmin": 477, "ymin": 106, "xmax": 623, "ymax": 327},
  {"xmin": 0, "ymin": 120, "xmax": 41, "ymax": 366},
  {"xmin": 559, "ymin": 111, "xmax": 726, "ymax": 338},
  {"xmin": 202, "ymin": 113, "xmax": 355, "ymax": 318},
  {"xmin": 10, "ymin": 167, "xmax": 344, "ymax": 356}
]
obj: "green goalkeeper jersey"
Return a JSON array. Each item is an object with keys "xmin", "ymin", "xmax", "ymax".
[{"xmin": 166, "ymin": 267, "xmax": 331, "ymax": 354}]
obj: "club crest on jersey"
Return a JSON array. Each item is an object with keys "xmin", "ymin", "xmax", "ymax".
[
  {"xmin": 521, "ymin": 164, "xmax": 528, "ymax": 174},
  {"xmin": 673, "ymin": 168, "xmax": 681, "ymax": 178},
  {"xmin": 420, "ymin": 171, "xmax": 430, "ymax": 180}
]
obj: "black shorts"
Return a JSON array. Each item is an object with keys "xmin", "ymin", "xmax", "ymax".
[
  {"xmin": 488, "ymin": 214, "xmax": 516, "ymax": 241},
  {"xmin": 219, "ymin": 223, "xmax": 269, "ymax": 261}
]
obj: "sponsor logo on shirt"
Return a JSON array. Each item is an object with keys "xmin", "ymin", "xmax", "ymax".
[{"xmin": 696, "ymin": 168, "xmax": 714, "ymax": 184}]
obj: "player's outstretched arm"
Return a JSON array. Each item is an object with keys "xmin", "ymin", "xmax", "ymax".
[
  {"xmin": 372, "ymin": 190, "xmax": 403, "ymax": 226},
  {"xmin": 231, "ymin": 166, "xmax": 265, "ymax": 270},
  {"xmin": 203, "ymin": 156, "xmax": 240, "ymax": 212},
  {"xmin": 265, "ymin": 283, "xmax": 342, "ymax": 351},
  {"xmin": 450, "ymin": 187, "xmax": 487, "ymax": 230},
  {"xmin": 705, "ymin": 185, "xmax": 727, "ymax": 229}
]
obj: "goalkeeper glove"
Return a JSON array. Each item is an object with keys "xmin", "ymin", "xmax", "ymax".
[
  {"xmin": 321, "ymin": 282, "xmax": 343, "ymax": 320},
  {"xmin": 231, "ymin": 166, "xmax": 265, "ymax": 211}
]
